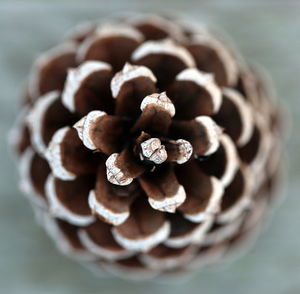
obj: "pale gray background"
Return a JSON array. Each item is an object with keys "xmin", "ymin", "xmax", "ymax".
[{"xmin": 1, "ymin": 0, "xmax": 299, "ymax": 293}]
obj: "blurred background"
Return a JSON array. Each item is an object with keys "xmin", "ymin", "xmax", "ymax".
[{"xmin": 0, "ymin": 0, "xmax": 299, "ymax": 293}]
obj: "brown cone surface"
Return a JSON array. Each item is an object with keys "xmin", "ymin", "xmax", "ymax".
[{"xmin": 11, "ymin": 14, "xmax": 283, "ymax": 279}]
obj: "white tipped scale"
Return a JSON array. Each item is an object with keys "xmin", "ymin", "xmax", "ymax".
[
  {"xmin": 140, "ymin": 92, "xmax": 176, "ymax": 117},
  {"xmin": 140, "ymin": 138, "xmax": 167, "ymax": 165},
  {"xmin": 251, "ymin": 114, "xmax": 273, "ymax": 183},
  {"xmin": 45, "ymin": 127, "xmax": 76, "ymax": 181},
  {"xmin": 148, "ymin": 185, "xmax": 186, "ymax": 213},
  {"xmin": 176, "ymin": 68, "xmax": 222, "ymax": 113},
  {"xmin": 112, "ymin": 221, "xmax": 171, "ymax": 252},
  {"xmin": 219, "ymin": 134, "xmax": 239, "ymax": 187},
  {"xmin": 164, "ymin": 216, "xmax": 214, "ymax": 248},
  {"xmin": 218, "ymin": 194, "xmax": 251, "ymax": 225},
  {"xmin": 243, "ymin": 197, "xmax": 268, "ymax": 233},
  {"xmin": 78, "ymin": 229, "xmax": 134, "ymax": 261},
  {"xmin": 77, "ymin": 24, "xmax": 144, "ymax": 62},
  {"xmin": 8, "ymin": 106, "xmax": 29, "ymax": 156},
  {"xmin": 62, "ymin": 61, "xmax": 112, "ymax": 112},
  {"xmin": 88, "ymin": 190, "xmax": 129, "ymax": 226},
  {"xmin": 102, "ymin": 261, "xmax": 158, "ymax": 281},
  {"xmin": 19, "ymin": 148, "xmax": 35, "ymax": 196},
  {"xmin": 28, "ymin": 42, "xmax": 77, "ymax": 99},
  {"xmin": 73, "ymin": 110, "xmax": 107, "ymax": 150},
  {"xmin": 222, "ymin": 88, "xmax": 254, "ymax": 146},
  {"xmin": 64, "ymin": 21, "xmax": 95, "ymax": 41},
  {"xmin": 185, "ymin": 243, "xmax": 227, "ymax": 270},
  {"xmin": 41, "ymin": 213, "xmax": 96, "ymax": 261},
  {"xmin": 95, "ymin": 23, "xmax": 144, "ymax": 42},
  {"xmin": 26, "ymin": 90, "xmax": 60, "ymax": 154},
  {"xmin": 132, "ymin": 39, "xmax": 196, "ymax": 68},
  {"xmin": 139, "ymin": 246, "xmax": 196, "ymax": 271},
  {"xmin": 45, "ymin": 175, "xmax": 95, "ymax": 227},
  {"xmin": 172, "ymin": 139, "xmax": 193, "ymax": 164},
  {"xmin": 19, "ymin": 148, "xmax": 48, "ymax": 208},
  {"xmin": 266, "ymin": 136, "xmax": 282, "ymax": 177},
  {"xmin": 184, "ymin": 177, "xmax": 224, "ymax": 223},
  {"xmin": 105, "ymin": 153, "xmax": 133, "ymax": 186},
  {"xmin": 203, "ymin": 216, "xmax": 244, "ymax": 246},
  {"xmin": 191, "ymin": 215, "xmax": 215, "ymax": 245},
  {"xmin": 195, "ymin": 116, "xmax": 222, "ymax": 156},
  {"xmin": 127, "ymin": 14, "xmax": 187, "ymax": 42},
  {"xmin": 191, "ymin": 33, "xmax": 238, "ymax": 86},
  {"xmin": 217, "ymin": 166, "xmax": 253, "ymax": 224},
  {"xmin": 111, "ymin": 63, "xmax": 157, "ymax": 98}
]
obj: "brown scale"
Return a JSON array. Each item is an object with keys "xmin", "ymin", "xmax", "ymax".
[
  {"xmin": 175, "ymin": 161, "xmax": 215, "ymax": 216},
  {"xmin": 81, "ymin": 36, "xmax": 142, "ymax": 72},
  {"xmin": 41, "ymin": 98, "xmax": 78, "ymax": 147},
  {"xmin": 238, "ymin": 125, "xmax": 260, "ymax": 164},
  {"xmin": 167, "ymin": 213, "xmax": 199, "ymax": 238},
  {"xmin": 53, "ymin": 176, "xmax": 95, "ymax": 216},
  {"xmin": 169, "ymin": 120, "xmax": 213, "ymax": 156},
  {"xmin": 186, "ymin": 43, "xmax": 229, "ymax": 87},
  {"xmin": 235, "ymin": 67, "xmax": 262, "ymax": 110},
  {"xmin": 68, "ymin": 24, "xmax": 97, "ymax": 44},
  {"xmin": 114, "ymin": 147, "xmax": 146, "ymax": 180},
  {"xmin": 113, "ymin": 197, "xmax": 166, "ymax": 241},
  {"xmin": 16, "ymin": 125, "xmax": 31, "ymax": 155},
  {"xmin": 131, "ymin": 100, "xmax": 173, "ymax": 136},
  {"xmin": 59, "ymin": 128, "xmax": 101, "ymax": 176},
  {"xmin": 71, "ymin": 67, "xmax": 114, "ymax": 116},
  {"xmin": 213, "ymin": 92, "xmax": 243, "ymax": 144},
  {"xmin": 141, "ymin": 244, "xmax": 195, "ymax": 271},
  {"xmin": 167, "ymin": 80, "xmax": 215, "ymax": 119},
  {"xmin": 115, "ymin": 256, "xmax": 148, "ymax": 270},
  {"xmin": 134, "ymin": 23, "xmax": 170, "ymax": 41},
  {"xmin": 56, "ymin": 219, "xmax": 87, "ymax": 252},
  {"xmin": 198, "ymin": 142, "xmax": 227, "ymax": 179},
  {"xmin": 114, "ymin": 75, "xmax": 157, "ymax": 119},
  {"xmin": 82, "ymin": 220, "xmax": 127, "ymax": 254},
  {"xmin": 205, "ymin": 217, "xmax": 244, "ymax": 245},
  {"xmin": 92, "ymin": 165, "xmax": 138, "ymax": 222},
  {"xmin": 133, "ymin": 53, "xmax": 189, "ymax": 89},
  {"xmin": 139, "ymin": 164, "xmax": 182, "ymax": 204},
  {"xmin": 21, "ymin": 83, "xmax": 35, "ymax": 106},
  {"xmin": 145, "ymin": 244, "xmax": 192, "ymax": 259},
  {"xmin": 30, "ymin": 153, "xmax": 51, "ymax": 198},
  {"xmin": 220, "ymin": 167, "xmax": 246, "ymax": 213},
  {"xmin": 36, "ymin": 50, "xmax": 77, "ymax": 98},
  {"xmin": 86, "ymin": 114, "xmax": 132, "ymax": 155}
]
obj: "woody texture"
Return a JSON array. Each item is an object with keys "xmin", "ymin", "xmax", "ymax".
[{"xmin": 10, "ymin": 14, "xmax": 283, "ymax": 279}]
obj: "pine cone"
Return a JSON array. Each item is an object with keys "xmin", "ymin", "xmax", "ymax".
[{"xmin": 11, "ymin": 14, "xmax": 283, "ymax": 279}]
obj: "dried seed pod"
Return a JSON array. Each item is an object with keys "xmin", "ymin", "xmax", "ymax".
[{"xmin": 12, "ymin": 14, "xmax": 283, "ymax": 278}]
